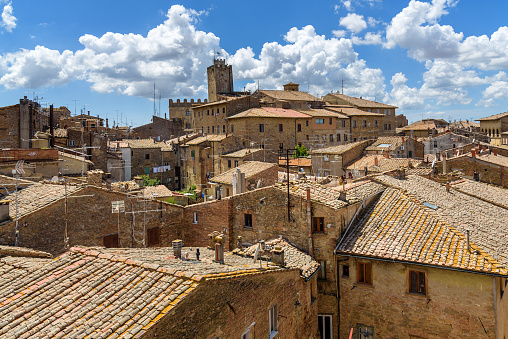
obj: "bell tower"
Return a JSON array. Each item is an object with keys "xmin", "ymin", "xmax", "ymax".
[{"xmin": 207, "ymin": 59, "xmax": 234, "ymax": 102}]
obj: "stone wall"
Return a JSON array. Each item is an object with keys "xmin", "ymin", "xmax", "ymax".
[{"xmin": 133, "ymin": 115, "xmax": 185, "ymax": 141}]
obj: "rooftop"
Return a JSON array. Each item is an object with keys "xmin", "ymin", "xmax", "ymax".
[
  {"xmin": 372, "ymin": 174, "xmax": 508, "ymax": 268},
  {"xmin": 310, "ymin": 140, "xmax": 369, "ymax": 155},
  {"xmin": 279, "ymin": 157, "xmax": 312, "ymax": 167},
  {"xmin": 336, "ymin": 188, "xmax": 507, "ymax": 275},
  {"xmin": 400, "ymin": 119, "xmax": 448, "ymax": 131},
  {"xmin": 140, "ymin": 185, "xmax": 173, "ymax": 199},
  {"xmin": 365, "ymin": 136, "xmax": 406, "ymax": 152},
  {"xmin": 476, "ymin": 111, "xmax": 508, "ymax": 121},
  {"xmin": 325, "ymin": 93, "xmax": 397, "ymax": 108},
  {"xmin": 450, "ymin": 179, "xmax": 508, "ymax": 209},
  {"xmin": 324, "ymin": 106, "xmax": 384, "ymax": 117},
  {"xmin": 258, "ymin": 90, "xmax": 319, "ymax": 102},
  {"xmin": 221, "ymin": 148, "xmax": 264, "ymax": 158},
  {"xmin": 297, "ymin": 108, "xmax": 348, "ymax": 118},
  {"xmin": 115, "ymin": 139, "xmax": 166, "ymax": 149},
  {"xmin": 346, "ymin": 155, "xmax": 423, "ymax": 173},
  {"xmin": 227, "ymin": 107, "xmax": 311, "ymax": 119},
  {"xmin": 209, "ymin": 161, "xmax": 278, "ymax": 185},
  {"xmin": 184, "ymin": 134, "xmax": 228, "ymax": 146}
]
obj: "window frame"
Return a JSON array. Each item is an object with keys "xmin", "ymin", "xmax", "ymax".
[
  {"xmin": 259, "ymin": 124, "xmax": 264, "ymax": 132},
  {"xmin": 318, "ymin": 314, "xmax": 333, "ymax": 339},
  {"xmin": 193, "ymin": 212, "xmax": 198, "ymax": 224},
  {"xmin": 316, "ymin": 118, "xmax": 325, "ymax": 124},
  {"xmin": 147, "ymin": 227, "xmax": 160, "ymax": 247},
  {"xmin": 269, "ymin": 304, "xmax": 278, "ymax": 337},
  {"xmin": 408, "ymin": 269, "xmax": 426, "ymax": 295},
  {"xmin": 103, "ymin": 233, "xmax": 119, "ymax": 248},
  {"xmin": 244, "ymin": 213, "xmax": 253, "ymax": 228},
  {"xmin": 356, "ymin": 262, "xmax": 372, "ymax": 285},
  {"xmin": 279, "ymin": 124, "xmax": 283, "ymax": 132},
  {"xmin": 312, "ymin": 217, "xmax": 324, "ymax": 233}
]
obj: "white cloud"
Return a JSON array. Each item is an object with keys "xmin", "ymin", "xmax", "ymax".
[
  {"xmin": 341, "ymin": 0, "xmax": 353, "ymax": 11},
  {"xmin": 483, "ymin": 80, "xmax": 508, "ymax": 100},
  {"xmin": 340, "ymin": 13, "xmax": 367, "ymax": 33},
  {"xmin": 0, "ymin": 5, "xmax": 221, "ymax": 97},
  {"xmin": 332, "ymin": 29, "xmax": 347, "ymax": 38},
  {"xmin": 388, "ymin": 72, "xmax": 424, "ymax": 109},
  {"xmin": 367, "ymin": 17, "xmax": 380, "ymax": 27},
  {"xmin": 385, "ymin": 0, "xmax": 462, "ymax": 61},
  {"xmin": 422, "ymin": 60, "xmax": 486, "ymax": 89},
  {"xmin": 351, "ymin": 32, "xmax": 382, "ymax": 45},
  {"xmin": 1, "ymin": 1, "xmax": 16, "ymax": 32},
  {"xmin": 229, "ymin": 25, "xmax": 385, "ymax": 99}
]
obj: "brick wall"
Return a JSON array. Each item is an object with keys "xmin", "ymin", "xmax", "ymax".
[
  {"xmin": 439, "ymin": 156, "xmax": 506, "ymax": 187},
  {"xmin": 133, "ymin": 115, "xmax": 185, "ymax": 141},
  {"xmin": 338, "ymin": 258, "xmax": 497, "ymax": 338},
  {"xmin": 0, "ymin": 186, "xmax": 184, "ymax": 255},
  {"xmin": 147, "ymin": 269, "xmax": 319, "ymax": 339}
]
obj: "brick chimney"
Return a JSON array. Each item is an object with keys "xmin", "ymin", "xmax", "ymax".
[
  {"xmin": 0, "ymin": 200, "xmax": 10, "ymax": 223},
  {"xmin": 384, "ymin": 151, "xmax": 390, "ymax": 159},
  {"xmin": 374, "ymin": 156, "xmax": 379, "ymax": 166},
  {"xmin": 213, "ymin": 234, "xmax": 225, "ymax": 264},
  {"xmin": 493, "ymin": 149, "xmax": 498, "ymax": 156},
  {"xmin": 471, "ymin": 149, "xmax": 476, "ymax": 158},
  {"xmin": 271, "ymin": 245, "xmax": 285, "ymax": 266}
]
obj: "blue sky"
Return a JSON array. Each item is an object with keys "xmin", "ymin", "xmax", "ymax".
[{"xmin": 0, "ymin": 0, "xmax": 507, "ymax": 126}]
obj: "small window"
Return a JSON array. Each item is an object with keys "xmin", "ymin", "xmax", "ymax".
[
  {"xmin": 318, "ymin": 315, "xmax": 333, "ymax": 339},
  {"xmin": 363, "ymin": 120, "xmax": 367, "ymax": 127},
  {"xmin": 185, "ymin": 110, "xmax": 190, "ymax": 116},
  {"xmin": 191, "ymin": 150, "xmax": 195, "ymax": 159},
  {"xmin": 318, "ymin": 261, "xmax": 326, "ymax": 280},
  {"xmin": 269, "ymin": 304, "xmax": 278, "ymax": 336},
  {"xmin": 343, "ymin": 264, "xmax": 349, "ymax": 278},
  {"xmin": 357, "ymin": 262, "xmax": 372, "ymax": 285},
  {"xmin": 207, "ymin": 126, "xmax": 210, "ymax": 134},
  {"xmin": 383, "ymin": 124, "xmax": 387, "ymax": 130},
  {"xmin": 341, "ymin": 120, "xmax": 346, "ymax": 128},
  {"xmin": 103, "ymin": 234, "xmax": 118, "ymax": 248},
  {"xmin": 316, "ymin": 119, "xmax": 324, "ymax": 124},
  {"xmin": 297, "ymin": 123, "xmax": 302, "ymax": 132},
  {"xmin": 69, "ymin": 140, "xmax": 75, "ymax": 146},
  {"xmin": 212, "ymin": 126, "xmax": 215, "ymax": 133},
  {"xmin": 223, "ymin": 107, "xmax": 225, "ymax": 113},
  {"xmin": 145, "ymin": 153, "xmax": 150, "ymax": 160},
  {"xmin": 279, "ymin": 143, "xmax": 284, "ymax": 150},
  {"xmin": 324, "ymin": 155, "xmax": 329, "ymax": 162},
  {"xmin": 231, "ymin": 125, "xmax": 234, "ymax": 133},
  {"xmin": 353, "ymin": 120, "xmax": 357, "ymax": 128},
  {"xmin": 409, "ymin": 270, "xmax": 426, "ymax": 295},
  {"xmin": 228, "ymin": 160, "xmax": 232, "ymax": 168},
  {"xmin": 147, "ymin": 228, "xmax": 160, "ymax": 246},
  {"xmin": 344, "ymin": 134, "xmax": 348, "ymax": 141},
  {"xmin": 329, "ymin": 118, "xmax": 332, "ymax": 124},
  {"xmin": 312, "ymin": 217, "xmax": 324, "ymax": 232},
  {"xmin": 330, "ymin": 134, "xmax": 334, "ymax": 142},
  {"xmin": 144, "ymin": 167, "xmax": 149, "ymax": 175},
  {"xmin": 374, "ymin": 120, "xmax": 378, "ymax": 127},
  {"xmin": 357, "ymin": 324, "xmax": 374, "ymax": 339},
  {"xmin": 234, "ymin": 160, "xmax": 239, "ymax": 167},
  {"xmin": 90, "ymin": 123, "xmax": 96, "ymax": 128},
  {"xmin": 241, "ymin": 328, "xmax": 250, "ymax": 339},
  {"xmin": 244, "ymin": 214, "xmax": 253, "ymax": 228},
  {"xmin": 193, "ymin": 212, "xmax": 198, "ymax": 224},
  {"xmin": 279, "ymin": 124, "xmax": 283, "ymax": 132},
  {"xmin": 260, "ymin": 124, "xmax": 264, "ymax": 132},
  {"xmin": 306, "ymin": 120, "xmax": 309, "ymax": 127},
  {"xmin": 337, "ymin": 134, "xmax": 341, "ymax": 141},
  {"xmin": 222, "ymin": 125, "xmax": 226, "ymax": 133}
]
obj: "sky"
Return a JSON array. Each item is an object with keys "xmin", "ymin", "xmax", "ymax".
[{"xmin": 0, "ymin": 0, "xmax": 507, "ymax": 127}]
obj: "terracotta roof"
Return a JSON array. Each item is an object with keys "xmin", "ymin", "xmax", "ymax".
[
  {"xmin": 325, "ymin": 106, "xmax": 384, "ymax": 117},
  {"xmin": 184, "ymin": 135, "xmax": 228, "ymax": 146},
  {"xmin": 279, "ymin": 158, "xmax": 312, "ymax": 167},
  {"xmin": 476, "ymin": 112, "xmax": 508, "ymax": 121},
  {"xmin": 365, "ymin": 137, "xmax": 404, "ymax": 151},
  {"xmin": 475, "ymin": 153, "xmax": 508, "ymax": 167},
  {"xmin": 297, "ymin": 108, "xmax": 348, "ymax": 118},
  {"xmin": 221, "ymin": 148, "xmax": 264, "ymax": 158},
  {"xmin": 310, "ymin": 140, "xmax": 368, "ymax": 155},
  {"xmin": 346, "ymin": 155, "xmax": 422, "ymax": 173},
  {"xmin": 336, "ymin": 188, "xmax": 507, "ymax": 275},
  {"xmin": 0, "ymin": 245, "xmax": 291, "ymax": 338},
  {"xmin": 373, "ymin": 175, "xmax": 508, "ymax": 268},
  {"xmin": 400, "ymin": 119, "xmax": 448, "ymax": 131},
  {"xmin": 258, "ymin": 90, "xmax": 319, "ymax": 102},
  {"xmin": 450, "ymin": 179, "xmax": 508, "ymax": 209},
  {"xmin": 228, "ymin": 107, "xmax": 311, "ymax": 119},
  {"xmin": 141, "ymin": 185, "xmax": 173, "ymax": 199},
  {"xmin": 5, "ymin": 183, "xmax": 82, "ymax": 220},
  {"xmin": 275, "ymin": 180, "xmax": 384, "ymax": 210},
  {"xmin": 233, "ymin": 238, "xmax": 320, "ymax": 279},
  {"xmin": 209, "ymin": 161, "xmax": 277, "ymax": 185},
  {"xmin": 0, "ymin": 175, "xmax": 34, "ymax": 194},
  {"xmin": 53, "ymin": 128, "xmax": 67, "ymax": 138},
  {"xmin": 118, "ymin": 139, "xmax": 166, "ymax": 149},
  {"xmin": 325, "ymin": 93, "xmax": 397, "ymax": 108},
  {"xmin": 449, "ymin": 120, "xmax": 480, "ymax": 129},
  {"xmin": 110, "ymin": 180, "xmax": 140, "ymax": 192}
]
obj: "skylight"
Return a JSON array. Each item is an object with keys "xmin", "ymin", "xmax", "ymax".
[
  {"xmin": 377, "ymin": 143, "xmax": 392, "ymax": 148},
  {"xmin": 423, "ymin": 202, "xmax": 438, "ymax": 210}
]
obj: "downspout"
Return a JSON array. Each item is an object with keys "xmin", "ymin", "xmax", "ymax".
[
  {"xmin": 493, "ymin": 277, "xmax": 498, "ymax": 338},
  {"xmin": 306, "ymin": 188, "xmax": 313, "ymax": 256}
]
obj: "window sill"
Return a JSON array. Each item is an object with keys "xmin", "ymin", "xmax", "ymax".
[
  {"xmin": 353, "ymin": 283, "xmax": 374, "ymax": 288},
  {"xmin": 243, "ymin": 226, "xmax": 253, "ymax": 230},
  {"xmin": 406, "ymin": 292, "xmax": 428, "ymax": 298}
]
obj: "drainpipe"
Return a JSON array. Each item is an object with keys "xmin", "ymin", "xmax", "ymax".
[{"xmin": 306, "ymin": 188, "xmax": 314, "ymax": 256}]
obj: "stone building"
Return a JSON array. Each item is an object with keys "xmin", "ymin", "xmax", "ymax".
[
  {"xmin": 364, "ymin": 136, "xmax": 424, "ymax": 159},
  {"xmin": 168, "ymin": 98, "xmax": 208, "ymax": 130},
  {"xmin": 399, "ymin": 118, "xmax": 449, "ymax": 138},
  {"xmin": 0, "ymin": 244, "xmax": 320, "ymax": 338},
  {"xmin": 209, "ymin": 161, "xmax": 278, "ymax": 198},
  {"xmin": 310, "ymin": 140, "xmax": 373, "ymax": 177},
  {"xmin": 476, "ymin": 111, "xmax": 508, "ymax": 146},
  {"xmin": 336, "ymin": 183, "xmax": 508, "ymax": 338},
  {"xmin": 252, "ymin": 83, "xmax": 322, "ymax": 110},
  {"xmin": 220, "ymin": 148, "xmax": 278, "ymax": 173},
  {"xmin": 133, "ymin": 115, "xmax": 185, "ymax": 141},
  {"xmin": 420, "ymin": 131, "xmax": 472, "ymax": 156}
]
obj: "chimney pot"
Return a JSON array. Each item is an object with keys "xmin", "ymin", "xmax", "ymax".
[
  {"xmin": 471, "ymin": 149, "xmax": 476, "ymax": 158},
  {"xmin": 172, "ymin": 239, "xmax": 183, "ymax": 259},
  {"xmin": 306, "ymin": 188, "xmax": 311, "ymax": 201},
  {"xmin": 271, "ymin": 246, "xmax": 285, "ymax": 266}
]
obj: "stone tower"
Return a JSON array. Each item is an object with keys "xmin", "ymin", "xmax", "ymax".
[{"xmin": 207, "ymin": 59, "xmax": 234, "ymax": 102}]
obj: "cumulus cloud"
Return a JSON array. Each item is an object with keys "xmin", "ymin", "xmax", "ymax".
[
  {"xmin": 483, "ymin": 80, "xmax": 508, "ymax": 101},
  {"xmin": 332, "ymin": 29, "xmax": 347, "ymax": 38},
  {"xmin": 388, "ymin": 72, "xmax": 424, "ymax": 109},
  {"xmin": 229, "ymin": 25, "xmax": 385, "ymax": 99},
  {"xmin": 1, "ymin": 1, "xmax": 16, "ymax": 32},
  {"xmin": 351, "ymin": 32, "xmax": 382, "ymax": 45},
  {"xmin": 0, "ymin": 5, "xmax": 221, "ymax": 97},
  {"xmin": 340, "ymin": 13, "xmax": 367, "ymax": 33},
  {"xmin": 341, "ymin": 0, "xmax": 353, "ymax": 11}
]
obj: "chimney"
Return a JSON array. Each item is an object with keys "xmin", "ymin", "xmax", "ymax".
[
  {"xmin": 106, "ymin": 118, "xmax": 109, "ymax": 128},
  {"xmin": 339, "ymin": 191, "xmax": 347, "ymax": 202},
  {"xmin": 493, "ymin": 149, "xmax": 498, "ymax": 156},
  {"xmin": 165, "ymin": 113, "xmax": 167, "ymax": 119},
  {"xmin": 213, "ymin": 234, "xmax": 225, "ymax": 264},
  {"xmin": 466, "ymin": 230, "xmax": 470, "ymax": 252},
  {"xmin": 374, "ymin": 156, "xmax": 379, "ymax": 166},
  {"xmin": 134, "ymin": 176, "xmax": 143, "ymax": 187},
  {"xmin": 88, "ymin": 110, "xmax": 90, "ymax": 116},
  {"xmin": 172, "ymin": 239, "xmax": 183, "ymax": 259},
  {"xmin": 271, "ymin": 245, "xmax": 285, "ymax": 266},
  {"xmin": 471, "ymin": 149, "xmax": 476, "ymax": 158},
  {"xmin": 49, "ymin": 104, "xmax": 55, "ymax": 148},
  {"xmin": 0, "ymin": 200, "xmax": 10, "ymax": 223},
  {"xmin": 384, "ymin": 151, "xmax": 390, "ymax": 159}
]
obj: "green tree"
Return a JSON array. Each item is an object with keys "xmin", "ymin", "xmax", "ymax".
[
  {"xmin": 140, "ymin": 175, "xmax": 160, "ymax": 187},
  {"xmin": 293, "ymin": 144, "xmax": 309, "ymax": 158}
]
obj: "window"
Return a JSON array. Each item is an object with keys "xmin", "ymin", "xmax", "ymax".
[
  {"xmin": 279, "ymin": 143, "xmax": 284, "ymax": 150},
  {"xmin": 353, "ymin": 120, "xmax": 357, "ymax": 128},
  {"xmin": 318, "ymin": 315, "xmax": 333, "ymax": 339},
  {"xmin": 363, "ymin": 120, "xmax": 367, "ymax": 127},
  {"xmin": 269, "ymin": 304, "xmax": 278, "ymax": 337},
  {"xmin": 244, "ymin": 213, "xmax": 253, "ymax": 228},
  {"xmin": 306, "ymin": 120, "xmax": 309, "ymax": 127},
  {"xmin": 260, "ymin": 124, "xmax": 264, "ymax": 132},
  {"xmin": 357, "ymin": 324, "xmax": 374, "ymax": 339},
  {"xmin": 330, "ymin": 134, "xmax": 334, "ymax": 142},
  {"xmin": 312, "ymin": 217, "xmax": 324, "ymax": 232},
  {"xmin": 409, "ymin": 270, "xmax": 426, "ymax": 295},
  {"xmin": 234, "ymin": 160, "xmax": 239, "ymax": 167},
  {"xmin": 90, "ymin": 123, "xmax": 96, "ymax": 128},
  {"xmin": 103, "ymin": 234, "xmax": 118, "ymax": 248},
  {"xmin": 207, "ymin": 126, "xmax": 210, "ymax": 134},
  {"xmin": 297, "ymin": 123, "xmax": 302, "ymax": 132},
  {"xmin": 147, "ymin": 228, "xmax": 160, "ymax": 246},
  {"xmin": 388, "ymin": 124, "xmax": 391, "ymax": 130},
  {"xmin": 223, "ymin": 125, "xmax": 226, "ymax": 133},
  {"xmin": 191, "ymin": 150, "xmax": 195, "ymax": 159},
  {"xmin": 316, "ymin": 119, "xmax": 325, "ymax": 124},
  {"xmin": 223, "ymin": 107, "xmax": 225, "ymax": 113},
  {"xmin": 433, "ymin": 140, "xmax": 438, "ymax": 148},
  {"xmin": 144, "ymin": 167, "xmax": 149, "ymax": 175},
  {"xmin": 231, "ymin": 125, "xmax": 234, "ymax": 133},
  {"xmin": 318, "ymin": 261, "xmax": 327, "ymax": 280},
  {"xmin": 342, "ymin": 264, "xmax": 349, "ymax": 278},
  {"xmin": 228, "ymin": 160, "xmax": 232, "ymax": 168},
  {"xmin": 193, "ymin": 212, "xmax": 198, "ymax": 224},
  {"xmin": 145, "ymin": 153, "xmax": 150, "ymax": 160},
  {"xmin": 383, "ymin": 124, "xmax": 387, "ymax": 130},
  {"xmin": 329, "ymin": 118, "xmax": 332, "ymax": 125},
  {"xmin": 344, "ymin": 134, "xmax": 348, "ymax": 141},
  {"xmin": 374, "ymin": 120, "xmax": 378, "ymax": 127},
  {"xmin": 207, "ymin": 110, "xmax": 209, "ymax": 115},
  {"xmin": 212, "ymin": 126, "xmax": 215, "ymax": 133},
  {"xmin": 324, "ymin": 155, "xmax": 329, "ymax": 162},
  {"xmin": 279, "ymin": 124, "xmax": 283, "ymax": 132},
  {"xmin": 337, "ymin": 134, "xmax": 341, "ymax": 141},
  {"xmin": 185, "ymin": 110, "xmax": 190, "ymax": 116},
  {"xmin": 306, "ymin": 135, "xmax": 310, "ymax": 140},
  {"xmin": 241, "ymin": 328, "xmax": 250, "ymax": 339},
  {"xmin": 341, "ymin": 120, "xmax": 346, "ymax": 128},
  {"xmin": 69, "ymin": 140, "xmax": 75, "ymax": 146},
  {"xmin": 357, "ymin": 262, "xmax": 372, "ymax": 285}
]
